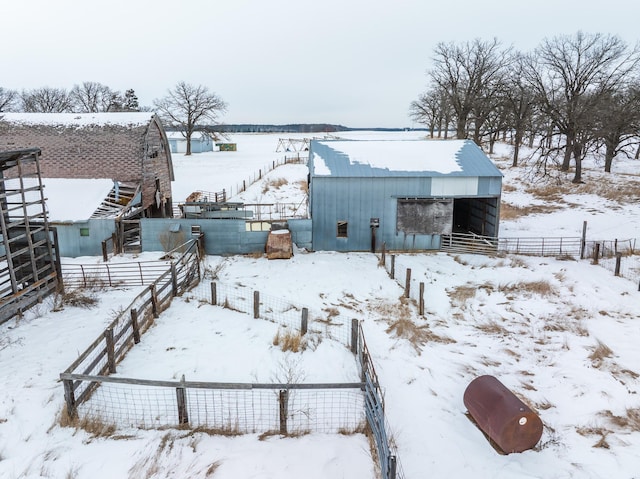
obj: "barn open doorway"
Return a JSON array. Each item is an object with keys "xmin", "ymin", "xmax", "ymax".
[{"xmin": 452, "ymin": 197, "xmax": 500, "ymax": 237}]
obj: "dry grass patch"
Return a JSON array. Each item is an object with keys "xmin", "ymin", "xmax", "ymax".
[
  {"xmin": 448, "ymin": 285, "xmax": 477, "ymax": 308},
  {"xmin": 589, "ymin": 339, "xmax": 613, "ymax": 368},
  {"xmin": 601, "ymin": 408, "xmax": 640, "ymax": 432},
  {"xmin": 262, "ymin": 177, "xmax": 288, "ymax": 194},
  {"xmin": 475, "ymin": 319, "xmax": 509, "ymax": 336},
  {"xmin": 385, "ymin": 319, "xmax": 455, "ymax": 352},
  {"xmin": 296, "ymin": 179, "xmax": 308, "ymax": 194},
  {"xmin": 500, "ymin": 202, "xmax": 563, "ymax": 220},
  {"xmin": 499, "ymin": 280, "xmax": 555, "ymax": 296},
  {"xmin": 273, "ymin": 328, "xmax": 305, "ymax": 353},
  {"xmin": 576, "ymin": 425, "xmax": 611, "ymax": 449}
]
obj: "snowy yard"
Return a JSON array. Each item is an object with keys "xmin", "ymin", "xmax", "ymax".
[{"xmin": 1, "ymin": 132, "xmax": 640, "ymax": 478}]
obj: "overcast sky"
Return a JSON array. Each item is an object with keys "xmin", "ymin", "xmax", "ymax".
[{"xmin": 3, "ymin": 0, "xmax": 639, "ymax": 128}]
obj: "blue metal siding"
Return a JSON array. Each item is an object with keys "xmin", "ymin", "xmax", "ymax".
[
  {"xmin": 311, "ymin": 176, "xmax": 444, "ymax": 251},
  {"xmin": 52, "ymin": 219, "xmax": 116, "ymax": 257},
  {"xmin": 141, "ymin": 218, "xmax": 313, "ymax": 255}
]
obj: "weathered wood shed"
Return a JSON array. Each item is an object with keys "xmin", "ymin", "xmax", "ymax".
[
  {"xmin": 308, "ymin": 139, "xmax": 502, "ymax": 252},
  {"xmin": 0, "ymin": 112, "xmax": 174, "ymax": 218}
]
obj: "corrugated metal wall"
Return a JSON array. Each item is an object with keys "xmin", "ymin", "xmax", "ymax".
[
  {"xmin": 310, "ymin": 175, "xmax": 500, "ymax": 252},
  {"xmin": 52, "ymin": 219, "xmax": 116, "ymax": 257}
]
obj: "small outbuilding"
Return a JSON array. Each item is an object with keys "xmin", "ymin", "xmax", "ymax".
[
  {"xmin": 307, "ymin": 139, "xmax": 502, "ymax": 252},
  {"xmin": 167, "ymin": 131, "xmax": 214, "ymax": 154}
]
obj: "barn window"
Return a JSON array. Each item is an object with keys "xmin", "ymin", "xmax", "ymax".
[
  {"xmin": 337, "ymin": 221, "xmax": 348, "ymax": 238},
  {"xmin": 79, "ymin": 227, "xmax": 90, "ymax": 237},
  {"xmin": 396, "ymin": 198, "xmax": 453, "ymax": 235}
]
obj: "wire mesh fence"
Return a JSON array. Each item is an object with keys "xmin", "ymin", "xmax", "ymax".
[
  {"xmin": 184, "ymin": 281, "xmax": 353, "ymax": 346},
  {"xmin": 74, "ymin": 377, "xmax": 366, "ymax": 434}
]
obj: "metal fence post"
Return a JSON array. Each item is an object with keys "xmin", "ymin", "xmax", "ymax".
[
  {"xmin": 388, "ymin": 455, "xmax": 397, "ymax": 479},
  {"xmin": 419, "ymin": 282, "xmax": 425, "ymax": 316}
]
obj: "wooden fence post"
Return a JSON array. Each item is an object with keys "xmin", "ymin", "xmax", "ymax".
[
  {"xmin": 419, "ymin": 282, "xmax": 425, "ymax": 316},
  {"xmin": 102, "ymin": 240, "xmax": 108, "ymax": 263},
  {"xmin": 390, "ymin": 255, "xmax": 395, "ymax": 280},
  {"xmin": 614, "ymin": 253, "xmax": 622, "ymax": 277},
  {"xmin": 253, "ymin": 291, "xmax": 260, "ymax": 319},
  {"xmin": 211, "ymin": 282, "xmax": 217, "ymax": 306},
  {"xmin": 404, "ymin": 268, "xmax": 412, "ymax": 298},
  {"xmin": 351, "ymin": 318, "xmax": 359, "ymax": 355},
  {"xmin": 104, "ymin": 328, "xmax": 116, "ymax": 374},
  {"xmin": 150, "ymin": 285, "xmax": 159, "ymax": 318},
  {"xmin": 301, "ymin": 308, "xmax": 308, "ymax": 335},
  {"xmin": 131, "ymin": 308, "xmax": 141, "ymax": 344},
  {"xmin": 279, "ymin": 389, "xmax": 289, "ymax": 435},
  {"xmin": 63, "ymin": 379, "xmax": 76, "ymax": 418},
  {"xmin": 171, "ymin": 263, "xmax": 178, "ymax": 296},
  {"xmin": 593, "ymin": 243, "xmax": 600, "ymax": 265},
  {"xmin": 112, "ymin": 232, "xmax": 119, "ymax": 255},
  {"xmin": 176, "ymin": 375, "xmax": 189, "ymax": 425},
  {"xmin": 381, "ymin": 242, "xmax": 386, "ymax": 266}
]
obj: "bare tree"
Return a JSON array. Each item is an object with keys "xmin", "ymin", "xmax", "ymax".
[
  {"xmin": 428, "ymin": 38, "xmax": 511, "ymax": 140},
  {"xmin": 69, "ymin": 81, "xmax": 116, "ymax": 112},
  {"xmin": 153, "ymin": 82, "xmax": 227, "ymax": 155},
  {"xmin": 596, "ymin": 85, "xmax": 640, "ymax": 172},
  {"xmin": 502, "ymin": 53, "xmax": 537, "ymax": 166},
  {"xmin": 0, "ymin": 87, "xmax": 18, "ymax": 112},
  {"xmin": 21, "ymin": 87, "xmax": 73, "ymax": 112},
  {"xmin": 409, "ymin": 87, "xmax": 452, "ymax": 138},
  {"xmin": 523, "ymin": 32, "xmax": 640, "ymax": 183}
]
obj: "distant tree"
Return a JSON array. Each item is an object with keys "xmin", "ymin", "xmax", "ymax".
[
  {"xmin": 595, "ymin": 85, "xmax": 640, "ymax": 172},
  {"xmin": 21, "ymin": 87, "xmax": 73, "ymax": 112},
  {"xmin": 427, "ymin": 38, "xmax": 511, "ymax": 140},
  {"xmin": 409, "ymin": 87, "xmax": 453, "ymax": 138},
  {"xmin": 0, "ymin": 87, "xmax": 18, "ymax": 112},
  {"xmin": 70, "ymin": 81, "xmax": 115, "ymax": 112},
  {"xmin": 106, "ymin": 88, "xmax": 141, "ymax": 112},
  {"xmin": 502, "ymin": 53, "xmax": 537, "ymax": 166},
  {"xmin": 523, "ymin": 32, "xmax": 640, "ymax": 183},
  {"xmin": 123, "ymin": 89, "xmax": 139, "ymax": 111},
  {"xmin": 153, "ymin": 82, "xmax": 227, "ymax": 155}
]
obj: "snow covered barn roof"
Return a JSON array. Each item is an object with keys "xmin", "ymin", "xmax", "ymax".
[{"xmin": 309, "ymin": 139, "xmax": 502, "ymax": 178}]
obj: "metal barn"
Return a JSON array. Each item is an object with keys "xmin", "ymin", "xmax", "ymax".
[{"xmin": 308, "ymin": 139, "xmax": 502, "ymax": 252}]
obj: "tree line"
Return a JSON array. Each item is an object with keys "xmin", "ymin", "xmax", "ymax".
[
  {"xmin": 0, "ymin": 81, "xmax": 227, "ymax": 156},
  {"xmin": 0, "ymin": 82, "xmax": 142, "ymax": 113},
  {"xmin": 409, "ymin": 32, "xmax": 640, "ymax": 182}
]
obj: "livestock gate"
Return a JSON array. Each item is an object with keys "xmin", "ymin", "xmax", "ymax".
[{"xmin": 0, "ymin": 148, "xmax": 61, "ymax": 324}]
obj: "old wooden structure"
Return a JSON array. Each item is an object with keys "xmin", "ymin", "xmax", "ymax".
[{"xmin": 0, "ymin": 148, "xmax": 61, "ymax": 324}]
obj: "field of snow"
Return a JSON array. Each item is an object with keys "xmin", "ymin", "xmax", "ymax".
[{"xmin": 1, "ymin": 131, "xmax": 640, "ymax": 478}]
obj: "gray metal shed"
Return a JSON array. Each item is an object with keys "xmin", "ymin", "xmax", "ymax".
[{"xmin": 308, "ymin": 139, "xmax": 502, "ymax": 252}]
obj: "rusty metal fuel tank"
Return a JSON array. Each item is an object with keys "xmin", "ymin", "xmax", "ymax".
[{"xmin": 463, "ymin": 375, "xmax": 543, "ymax": 454}]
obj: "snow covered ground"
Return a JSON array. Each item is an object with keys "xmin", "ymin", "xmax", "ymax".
[{"xmin": 1, "ymin": 132, "xmax": 640, "ymax": 478}]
